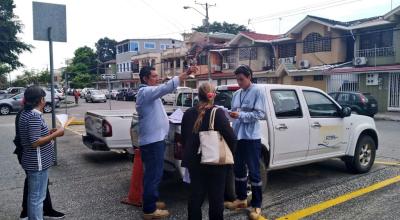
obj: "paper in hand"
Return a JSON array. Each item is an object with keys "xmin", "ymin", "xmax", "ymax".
[
  {"xmin": 169, "ymin": 108, "xmax": 184, "ymax": 124},
  {"xmin": 56, "ymin": 114, "xmax": 75, "ymax": 128},
  {"xmin": 215, "ymin": 105, "xmax": 236, "ymax": 122}
]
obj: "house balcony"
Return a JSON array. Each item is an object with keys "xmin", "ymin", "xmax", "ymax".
[{"xmin": 356, "ymin": 47, "xmax": 396, "ymax": 58}]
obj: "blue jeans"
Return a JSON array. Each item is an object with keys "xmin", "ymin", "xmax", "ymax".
[
  {"xmin": 140, "ymin": 141, "xmax": 166, "ymax": 214},
  {"xmin": 26, "ymin": 169, "xmax": 49, "ymax": 220},
  {"xmin": 234, "ymin": 139, "xmax": 262, "ymax": 208}
]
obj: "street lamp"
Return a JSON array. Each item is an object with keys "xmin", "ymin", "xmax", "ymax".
[{"xmin": 183, "ymin": 2, "xmax": 215, "ymax": 82}]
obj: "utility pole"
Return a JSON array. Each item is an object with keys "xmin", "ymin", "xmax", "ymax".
[{"xmin": 195, "ymin": 1, "xmax": 216, "ymax": 82}]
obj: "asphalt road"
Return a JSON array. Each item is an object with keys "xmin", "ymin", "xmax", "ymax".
[{"xmin": 0, "ymin": 98, "xmax": 399, "ymax": 220}]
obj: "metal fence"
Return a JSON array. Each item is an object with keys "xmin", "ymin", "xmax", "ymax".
[
  {"xmin": 388, "ymin": 73, "xmax": 400, "ymax": 111},
  {"xmin": 327, "ymin": 73, "xmax": 360, "ymax": 93}
]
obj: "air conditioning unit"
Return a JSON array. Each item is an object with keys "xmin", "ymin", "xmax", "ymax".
[
  {"xmin": 284, "ymin": 57, "xmax": 294, "ymax": 64},
  {"xmin": 354, "ymin": 57, "xmax": 368, "ymax": 66},
  {"xmin": 300, "ymin": 60, "xmax": 310, "ymax": 69},
  {"xmin": 214, "ymin": 66, "xmax": 221, "ymax": 72},
  {"xmin": 222, "ymin": 63, "xmax": 229, "ymax": 69}
]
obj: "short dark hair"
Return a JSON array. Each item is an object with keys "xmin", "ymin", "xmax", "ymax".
[
  {"xmin": 24, "ymin": 86, "xmax": 46, "ymax": 110},
  {"xmin": 234, "ymin": 65, "xmax": 253, "ymax": 78},
  {"xmin": 139, "ymin": 66, "xmax": 156, "ymax": 84}
]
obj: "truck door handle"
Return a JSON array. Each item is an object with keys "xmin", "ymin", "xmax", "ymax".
[
  {"xmin": 275, "ymin": 124, "xmax": 288, "ymax": 130},
  {"xmin": 311, "ymin": 122, "xmax": 321, "ymax": 128}
]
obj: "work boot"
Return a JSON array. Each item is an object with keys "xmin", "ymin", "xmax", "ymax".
[
  {"xmin": 156, "ymin": 201, "xmax": 167, "ymax": 209},
  {"xmin": 143, "ymin": 209, "xmax": 170, "ymax": 220},
  {"xmin": 249, "ymin": 207, "xmax": 262, "ymax": 220},
  {"xmin": 225, "ymin": 199, "xmax": 248, "ymax": 210}
]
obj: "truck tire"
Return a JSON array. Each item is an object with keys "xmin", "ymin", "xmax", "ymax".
[{"xmin": 345, "ymin": 135, "xmax": 376, "ymax": 174}]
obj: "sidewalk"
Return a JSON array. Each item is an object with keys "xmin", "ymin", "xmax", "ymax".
[{"xmin": 375, "ymin": 111, "xmax": 400, "ymax": 122}]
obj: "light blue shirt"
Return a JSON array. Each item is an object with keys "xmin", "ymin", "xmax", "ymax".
[
  {"xmin": 231, "ymin": 84, "xmax": 266, "ymax": 140},
  {"xmin": 136, "ymin": 76, "xmax": 179, "ymax": 146}
]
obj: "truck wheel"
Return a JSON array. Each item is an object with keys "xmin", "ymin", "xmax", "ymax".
[
  {"xmin": 0, "ymin": 105, "xmax": 11, "ymax": 115},
  {"xmin": 345, "ymin": 135, "xmax": 376, "ymax": 174}
]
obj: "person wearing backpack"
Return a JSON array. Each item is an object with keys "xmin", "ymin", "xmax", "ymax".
[{"xmin": 181, "ymin": 82, "xmax": 237, "ymax": 220}]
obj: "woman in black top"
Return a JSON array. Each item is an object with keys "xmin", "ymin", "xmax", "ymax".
[{"xmin": 181, "ymin": 82, "xmax": 236, "ymax": 220}]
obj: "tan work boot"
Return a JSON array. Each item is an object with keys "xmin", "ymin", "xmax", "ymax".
[
  {"xmin": 156, "ymin": 201, "xmax": 166, "ymax": 209},
  {"xmin": 143, "ymin": 209, "xmax": 170, "ymax": 220},
  {"xmin": 225, "ymin": 199, "xmax": 248, "ymax": 210},
  {"xmin": 249, "ymin": 207, "xmax": 262, "ymax": 220}
]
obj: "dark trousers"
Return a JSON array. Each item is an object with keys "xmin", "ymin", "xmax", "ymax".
[
  {"xmin": 140, "ymin": 141, "xmax": 166, "ymax": 214},
  {"xmin": 234, "ymin": 139, "xmax": 262, "ymax": 208},
  {"xmin": 22, "ymin": 177, "xmax": 53, "ymax": 215},
  {"xmin": 188, "ymin": 165, "xmax": 227, "ymax": 220},
  {"xmin": 224, "ymin": 165, "xmax": 235, "ymax": 202}
]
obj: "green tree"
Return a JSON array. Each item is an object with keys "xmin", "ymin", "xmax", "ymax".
[
  {"xmin": 192, "ymin": 21, "xmax": 249, "ymax": 35},
  {"xmin": 0, "ymin": 0, "xmax": 32, "ymax": 76},
  {"xmin": 95, "ymin": 37, "xmax": 117, "ymax": 63},
  {"xmin": 70, "ymin": 73, "xmax": 93, "ymax": 89},
  {"xmin": 72, "ymin": 46, "xmax": 98, "ymax": 75}
]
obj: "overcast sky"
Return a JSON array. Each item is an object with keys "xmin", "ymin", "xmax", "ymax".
[{"xmin": 10, "ymin": 0, "xmax": 399, "ymax": 79}]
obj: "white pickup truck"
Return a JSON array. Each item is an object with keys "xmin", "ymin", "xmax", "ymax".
[
  {"xmin": 84, "ymin": 84, "xmax": 379, "ymax": 191},
  {"xmin": 82, "ymin": 89, "xmax": 197, "ymax": 153},
  {"xmin": 136, "ymin": 84, "xmax": 379, "ymax": 190}
]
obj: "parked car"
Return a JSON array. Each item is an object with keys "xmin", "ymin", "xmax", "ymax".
[
  {"xmin": 116, "ymin": 88, "xmax": 131, "ymax": 101},
  {"xmin": 6, "ymin": 87, "xmax": 25, "ymax": 95},
  {"xmin": 100, "ymin": 89, "xmax": 111, "ymax": 99},
  {"xmin": 46, "ymin": 88, "xmax": 65, "ymax": 100},
  {"xmin": 0, "ymin": 91, "xmax": 60, "ymax": 115},
  {"xmin": 0, "ymin": 93, "xmax": 13, "ymax": 100},
  {"xmin": 162, "ymin": 87, "xmax": 193, "ymax": 104},
  {"xmin": 214, "ymin": 84, "xmax": 240, "ymax": 109},
  {"xmin": 329, "ymin": 92, "xmax": 378, "ymax": 117},
  {"xmin": 0, "ymin": 90, "xmax": 7, "ymax": 94},
  {"xmin": 85, "ymin": 90, "xmax": 107, "ymax": 103},
  {"xmin": 110, "ymin": 90, "xmax": 119, "ymax": 100},
  {"xmin": 81, "ymin": 87, "xmax": 95, "ymax": 98}
]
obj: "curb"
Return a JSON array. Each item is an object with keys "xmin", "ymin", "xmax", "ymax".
[
  {"xmin": 69, "ymin": 120, "xmax": 84, "ymax": 125},
  {"xmin": 374, "ymin": 115, "xmax": 400, "ymax": 122}
]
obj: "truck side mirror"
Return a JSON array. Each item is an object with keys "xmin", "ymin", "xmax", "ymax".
[{"xmin": 341, "ymin": 107, "xmax": 352, "ymax": 118}]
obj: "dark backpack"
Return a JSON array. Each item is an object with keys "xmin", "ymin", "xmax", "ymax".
[{"xmin": 13, "ymin": 110, "xmax": 23, "ymax": 164}]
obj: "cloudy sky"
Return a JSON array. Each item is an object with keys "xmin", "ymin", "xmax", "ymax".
[{"xmin": 11, "ymin": 0, "xmax": 399, "ymax": 79}]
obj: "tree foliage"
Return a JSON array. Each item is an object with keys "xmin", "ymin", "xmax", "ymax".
[
  {"xmin": 192, "ymin": 21, "xmax": 249, "ymax": 35},
  {"xmin": 0, "ymin": 0, "xmax": 32, "ymax": 76}
]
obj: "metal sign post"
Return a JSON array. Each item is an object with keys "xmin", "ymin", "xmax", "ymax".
[
  {"xmin": 33, "ymin": 2, "xmax": 67, "ymax": 164},
  {"xmin": 101, "ymin": 74, "xmax": 116, "ymax": 110}
]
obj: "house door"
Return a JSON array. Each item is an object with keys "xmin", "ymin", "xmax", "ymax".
[{"xmin": 388, "ymin": 72, "xmax": 400, "ymax": 111}]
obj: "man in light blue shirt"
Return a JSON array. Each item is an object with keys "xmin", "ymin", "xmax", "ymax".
[
  {"xmin": 135, "ymin": 66, "xmax": 195, "ymax": 219},
  {"xmin": 227, "ymin": 65, "xmax": 266, "ymax": 220}
]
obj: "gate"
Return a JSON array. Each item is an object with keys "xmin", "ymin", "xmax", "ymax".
[{"xmin": 388, "ymin": 73, "xmax": 400, "ymax": 111}]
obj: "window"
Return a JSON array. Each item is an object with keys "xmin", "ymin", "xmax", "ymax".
[
  {"xmin": 360, "ymin": 30, "xmax": 393, "ymax": 49},
  {"xmin": 303, "ymin": 33, "xmax": 331, "ymax": 54},
  {"xmin": 123, "ymin": 43, "xmax": 129, "ymax": 53},
  {"xmin": 198, "ymin": 54, "xmax": 208, "ymax": 65},
  {"xmin": 303, "ymin": 91, "xmax": 340, "ymax": 117},
  {"xmin": 176, "ymin": 93, "xmax": 196, "ymax": 107},
  {"xmin": 239, "ymin": 48, "xmax": 257, "ymax": 61},
  {"xmin": 130, "ymin": 41, "xmax": 139, "ymax": 52},
  {"xmin": 293, "ymin": 76, "xmax": 303, "ymax": 81},
  {"xmin": 337, "ymin": 93, "xmax": 350, "ymax": 102},
  {"xmin": 313, "ymin": 75, "xmax": 324, "ymax": 81},
  {"xmin": 144, "ymin": 42, "xmax": 156, "ymax": 49},
  {"xmin": 126, "ymin": 62, "xmax": 130, "ymax": 71},
  {"xmin": 175, "ymin": 58, "xmax": 181, "ymax": 68},
  {"xmin": 160, "ymin": 44, "xmax": 168, "ymax": 50},
  {"xmin": 117, "ymin": 43, "xmax": 130, "ymax": 54},
  {"xmin": 271, "ymin": 90, "xmax": 303, "ymax": 118},
  {"xmin": 278, "ymin": 42, "xmax": 296, "ymax": 58},
  {"xmin": 123, "ymin": 63, "xmax": 126, "ymax": 72}
]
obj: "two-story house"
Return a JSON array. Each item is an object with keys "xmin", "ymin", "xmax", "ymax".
[
  {"xmin": 115, "ymin": 38, "xmax": 182, "ymax": 88},
  {"xmin": 325, "ymin": 5, "xmax": 400, "ymax": 112}
]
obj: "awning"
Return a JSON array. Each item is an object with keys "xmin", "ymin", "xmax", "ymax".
[{"xmin": 325, "ymin": 65, "xmax": 400, "ymax": 74}]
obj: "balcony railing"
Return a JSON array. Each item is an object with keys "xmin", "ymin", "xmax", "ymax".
[{"xmin": 356, "ymin": 47, "xmax": 395, "ymax": 57}]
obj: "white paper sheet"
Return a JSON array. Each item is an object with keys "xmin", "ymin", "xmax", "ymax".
[
  {"xmin": 169, "ymin": 108, "xmax": 184, "ymax": 124},
  {"xmin": 56, "ymin": 114, "xmax": 69, "ymax": 127}
]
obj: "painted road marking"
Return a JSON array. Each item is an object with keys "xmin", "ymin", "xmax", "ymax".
[
  {"xmin": 65, "ymin": 126, "xmax": 84, "ymax": 136},
  {"xmin": 276, "ymin": 175, "xmax": 400, "ymax": 220},
  {"xmin": 375, "ymin": 161, "xmax": 400, "ymax": 166}
]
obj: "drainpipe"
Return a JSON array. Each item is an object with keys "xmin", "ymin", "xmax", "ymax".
[{"xmin": 350, "ymin": 30, "xmax": 356, "ymax": 61}]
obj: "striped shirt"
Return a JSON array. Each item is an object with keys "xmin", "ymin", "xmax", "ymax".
[{"xmin": 19, "ymin": 109, "xmax": 55, "ymax": 171}]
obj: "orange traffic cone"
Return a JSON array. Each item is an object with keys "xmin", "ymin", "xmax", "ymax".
[{"xmin": 121, "ymin": 148, "xmax": 143, "ymax": 207}]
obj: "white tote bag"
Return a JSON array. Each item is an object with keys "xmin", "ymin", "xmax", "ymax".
[{"xmin": 198, "ymin": 108, "xmax": 234, "ymax": 165}]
